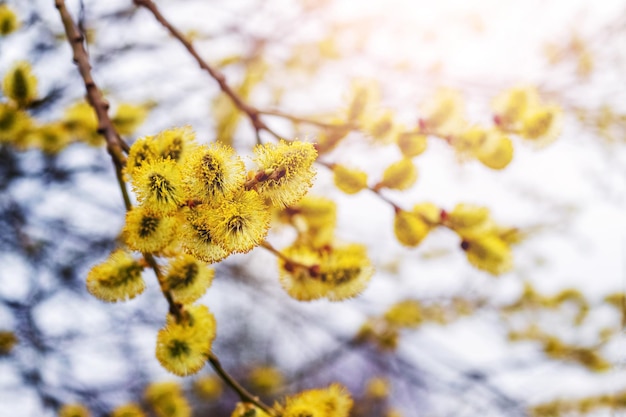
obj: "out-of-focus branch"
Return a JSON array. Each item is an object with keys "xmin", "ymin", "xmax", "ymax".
[
  {"xmin": 133, "ymin": 0, "xmax": 283, "ymax": 142},
  {"xmin": 316, "ymin": 159, "xmax": 405, "ymax": 213},
  {"xmin": 258, "ymin": 109, "xmax": 356, "ymax": 130},
  {"xmin": 54, "ymin": 0, "xmax": 131, "ymax": 210}
]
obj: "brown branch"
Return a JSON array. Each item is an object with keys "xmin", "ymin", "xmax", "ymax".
[
  {"xmin": 208, "ymin": 353, "xmax": 277, "ymax": 416},
  {"xmin": 54, "ymin": 0, "xmax": 128, "ymax": 172},
  {"xmin": 143, "ymin": 253, "xmax": 183, "ymax": 321},
  {"xmin": 259, "ymin": 109, "xmax": 356, "ymax": 130},
  {"xmin": 133, "ymin": 0, "xmax": 281, "ymax": 140},
  {"xmin": 315, "ymin": 159, "xmax": 406, "ymax": 213}
]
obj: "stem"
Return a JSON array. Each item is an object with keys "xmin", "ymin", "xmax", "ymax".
[
  {"xmin": 143, "ymin": 253, "xmax": 182, "ymax": 321},
  {"xmin": 114, "ymin": 166, "xmax": 132, "ymax": 211},
  {"xmin": 133, "ymin": 0, "xmax": 276, "ymax": 138},
  {"xmin": 54, "ymin": 0, "xmax": 130, "ymax": 207},
  {"xmin": 317, "ymin": 159, "xmax": 405, "ymax": 212},
  {"xmin": 260, "ymin": 241, "xmax": 313, "ymax": 271},
  {"xmin": 259, "ymin": 109, "xmax": 355, "ymax": 130},
  {"xmin": 208, "ymin": 353, "xmax": 276, "ymax": 416}
]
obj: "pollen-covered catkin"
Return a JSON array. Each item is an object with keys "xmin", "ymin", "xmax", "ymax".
[
  {"xmin": 251, "ymin": 140, "xmax": 317, "ymax": 208},
  {"xmin": 3, "ymin": 61, "xmax": 38, "ymax": 108},
  {"xmin": 86, "ymin": 250, "xmax": 145, "ymax": 302},
  {"xmin": 164, "ymin": 254, "xmax": 214, "ymax": 303},
  {"xmin": 332, "ymin": 164, "xmax": 368, "ymax": 194},
  {"xmin": 156, "ymin": 305, "xmax": 217, "ymax": 376}
]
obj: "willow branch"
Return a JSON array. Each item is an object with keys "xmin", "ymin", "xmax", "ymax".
[
  {"xmin": 208, "ymin": 353, "xmax": 276, "ymax": 416},
  {"xmin": 315, "ymin": 159, "xmax": 405, "ymax": 213},
  {"xmin": 133, "ymin": 0, "xmax": 280, "ymax": 139},
  {"xmin": 259, "ymin": 109, "xmax": 356, "ymax": 130},
  {"xmin": 143, "ymin": 253, "xmax": 183, "ymax": 321},
  {"xmin": 55, "ymin": 0, "xmax": 130, "ymax": 210}
]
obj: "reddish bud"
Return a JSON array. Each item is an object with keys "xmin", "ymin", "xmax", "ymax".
[
  {"xmin": 255, "ymin": 170, "xmax": 270, "ymax": 182},
  {"xmin": 309, "ymin": 264, "xmax": 321, "ymax": 278}
]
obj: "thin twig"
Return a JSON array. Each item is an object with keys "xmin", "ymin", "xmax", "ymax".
[
  {"xmin": 259, "ymin": 109, "xmax": 355, "ymax": 130},
  {"xmin": 133, "ymin": 0, "xmax": 277, "ymax": 139},
  {"xmin": 315, "ymin": 159, "xmax": 405, "ymax": 213},
  {"xmin": 143, "ymin": 253, "xmax": 182, "ymax": 321},
  {"xmin": 54, "ymin": 0, "xmax": 128, "ymax": 171},
  {"xmin": 208, "ymin": 353, "xmax": 277, "ymax": 416}
]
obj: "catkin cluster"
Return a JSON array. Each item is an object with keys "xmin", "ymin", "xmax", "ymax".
[{"xmin": 86, "ymin": 127, "xmax": 318, "ymax": 375}]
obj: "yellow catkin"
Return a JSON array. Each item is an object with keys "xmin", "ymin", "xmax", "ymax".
[
  {"xmin": 315, "ymin": 125, "xmax": 350, "ymax": 154},
  {"xmin": 126, "ymin": 135, "xmax": 159, "ymax": 179},
  {"xmin": 346, "ymin": 80, "xmax": 380, "ymax": 123},
  {"xmin": 110, "ymin": 403, "xmax": 145, "ymax": 417},
  {"xmin": 365, "ymin": 377, "xmax": 390, "ymax": 399},
  {"xmin": 131, "ymin": 159, "xmax": 184, "ymax": 216},
  {"xmin": 452, "ymin": 125, "xmax": 488, "ymax": 159},
  {"xmin": 179, "ymin": 209, "xmax": 230, "ymax": 263},
  {"xmin": 230, "ymin": 402, "xmax": 272, "ymax": 417},
  {"xmin": 249, "ymin": 366, "xmax": 284, "ymax": 394},
  {"xmin": 332, "ymin": 164, "xmax": 368, "ymax": 194},
  {"xmin": 393, "ymin": 210, "xmax": 430, "ymax": 247},
  {"xmin": 320, "ymin": 243, "xmax": 375, "ymax": 301},
  {"xmin": 384, "ymin": 300, "xmax": 423, "ymax": 328},
  {"xmin": 278, "ymin": 243, "xmax": 374, "ymax": 301},
  {"xmin": 278, "ymin": 245, "xmax": 326, "ymax": 301},
  {"xmin": 123, "ymin": 206, "xmax": 179, "ymax": 253},
  {"xmin": 0, "ymin": 5, "xmax": 19, "ymax": 36},
  {"xmin": 0, "ymin": 331, "xmax": 18, "ymax": 355},
  {"xmin": 62, "ymin": 101, "xmax": 101, "ymax": 146},
  {"xmin": 144, "ymin": 381, "xmax": 191, "ymax": 417},
  {"xmin": 396, "ymin": 131, "xmax": 427, "ymax": 158},
  {"xmin": 378, "ymin": 158, "xmax": 418, "ymax": 190},
  {"xmin": 280, "ymin": 383, "xmax": 353, "ymax": 417},
  {"xmin": 156, "ymin": 126, "xmax": 197, "ymax": 164},
  {"xmin": 0, "ymin": 103, "xmax": 31, "ymax": 146},
  {"xmin": 3, "ymin": 61, "xmax": 38, "ymax": 108},
  {"xmin": 58, "ymin": 404, "xmax": 90, "ymax": 417},
  {"xmin": 112, "ymin": 103, "xmax": 148, "ymax": 136},
  {"xmin": 462, "ymin": 235, "xmax": 512, "ymax": 276},
  {"xmin": 420, "ymin": 88, "xmax": 465, "ymax": 134},
  {"xmin": 181, "ymin": 142, "xmax": 246, "ymax": 205},
  {"xmin": 492, "ymin": 86, "xmax": 540, "ymax": 129},
  {"xmin": 252, "ymin": 140, "xmax": 317, "ymax": 208},
  {"xmin": 193, "ymin": 375, "xmax": 222, "ymax": 400},
  {"xmin": 520, "ymin": 105, "xmax": 563, "ymax": 147},
  {"xmin": 156, "ymin": 305, "xmax": 217, "ymax": 376},
  {"xmin": 164, "ymin": 254, "xmax": 215, "ymax": 304},
  {"xmin": 446, "ymin": 203, "xmax": 491, "ymax": 237},
  {"xmin": 206, "ymin": 190, "xmax": 270, "ymax": 254},
  {"xmin": 476, "ymin": 134, "xmax": 514, "ymax": 170},
  {"xmin": 366, "ymin": 110, "xmax": 397, "ymax": 144},
  {"xmin": 24, "ymin": 122, "xmax": 72, "ymax": 154},
  {"xmin": 86, "ymin": 250, "xmax": 145, "ymax": 302},
  {"xmin": 285, "ymin": 195, "xmax": 337, "ymax": 248}
]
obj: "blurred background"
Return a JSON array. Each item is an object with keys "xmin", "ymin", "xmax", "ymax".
[{"xmin": 0, "ymin": 0, "xmax": 625, "ymax": 416}]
